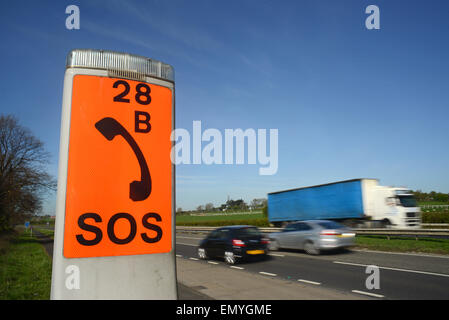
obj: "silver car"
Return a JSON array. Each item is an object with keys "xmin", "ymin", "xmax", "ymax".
[{"xmin": 268, "ymin": 220, "xmax": 355, "ymax": 255}]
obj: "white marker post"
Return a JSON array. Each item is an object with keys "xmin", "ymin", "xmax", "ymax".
[{"xmin": 51, "ymin": 49, "xmax": 176, "ymax": 299}]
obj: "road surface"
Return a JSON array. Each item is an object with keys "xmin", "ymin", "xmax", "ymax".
[{"xmin": 176, "ymin": 231, "xmax": 449, "ymax": 300}]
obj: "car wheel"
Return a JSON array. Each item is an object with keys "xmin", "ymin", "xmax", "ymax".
[
  {"xmin": 224, "ymin": 251, "xmax": 236, "ymax": 265},
  {"xmin": 198, "ymin": 248, "xmax": 208, "ymax": 260},
  {"xmin": 269, "ymin": 240, "xmax": 279, "ymax": 251},
  {"xmin": 304, "ymin": 241, "xmax": 320, "ymax": 255}
]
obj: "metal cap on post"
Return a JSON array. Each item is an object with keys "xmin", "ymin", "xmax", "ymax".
[{"xmin": 66, "ymin": 49, "xmax": 174, "ymax": 82}]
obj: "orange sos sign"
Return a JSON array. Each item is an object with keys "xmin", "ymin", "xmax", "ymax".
[{"xmin": 63, "ymin": 75, "xmax": 173, "ymax": 258}]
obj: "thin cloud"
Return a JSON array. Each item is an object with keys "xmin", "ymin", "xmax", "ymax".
[{"xmin": 109, "ymin": 0, "xmax": 226, "ymax": 53}]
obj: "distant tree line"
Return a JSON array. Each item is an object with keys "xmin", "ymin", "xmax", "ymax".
[
  {"xmin": 176, "ymin": 198, "xmax": 267, "ymax": 215},
  {"xmin": 0, "ymin": 115, "xmax": 55, "ymax": 231},
  {"xmin": 412, "ymin": 190, "xmax": 449, "ymax": 203}
]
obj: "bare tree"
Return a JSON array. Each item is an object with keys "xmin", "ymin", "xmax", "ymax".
[
  {"xmin": 204, "ymin": 203, "xmax": 214, "ymax": 212},
  {"xmin": 250, "ymin": 198, "xmax": 267, "ymax": 209},
  {"xmin": 0, "ymin": 115, "xmax": 56, "ymax": 230}
]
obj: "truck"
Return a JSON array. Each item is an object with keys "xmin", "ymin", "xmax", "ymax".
[{"xmin": 267, "ymin": 178, "xmax": 421, "ymax": 229}]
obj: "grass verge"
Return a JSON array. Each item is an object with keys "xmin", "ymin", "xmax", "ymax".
[
  {"xmin": 355, "ymin": 235, "xmax": 449, "ymax": 255},
  {"xmin": 176, "ymin": 212, "xmax": 269, "ymax": 227},
  {"xmin": 33, "ymin": 227, "xmax": 54, "ymax": 239},
  {"xmin": 422, "ymin": 211, "xmax": 449, "ymax": 223},
  {"xmin": 0, "ymin": 229, "xmax": 52, "ymax": 300}
]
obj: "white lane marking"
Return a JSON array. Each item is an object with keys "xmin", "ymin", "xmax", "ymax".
[
  {"xmin": 208, "ymin": 261, "xmax": 219, "ymax": 265},
  {"xmin": 351, "ymin": 290, "xmax": 384, "ymax": 298},
  {"xmin": 352, "ymin": 248, "xmax": 449, "ymax": 259},
  {"xmin": 189, "ymin": 257, "xmax": 199, "ymax": 261},
  {"xmin": 298, "ymin": 279, "xmax": 321, "ymax": 285},
  {"xmin": 177, "ymin": 242, "xmax": 198, "ymax": 247},
  {"xmin": 259, "ymin": 272, "xmax": 277, "ymax": 277},
  {"xmin": 177, "ymin": 236, "xmax": 203, "ymax": 240},
  {"xmin": 230, "ymin": 266, "xmax": 244, "ymax": 270},
  {"xmin": 333, "ymin": 261, "xmax": 449, "ymax": 278},
  {"xmin": 333, "ymin": 261, "xmax": 377, "ymax": 268},
  {"xmin": 268, "ymin": 253, "xmax": 285, "ymax": 257},
  {"xmin": 175, "ymin": 254, "xmax": 182, "ymax": 258}
]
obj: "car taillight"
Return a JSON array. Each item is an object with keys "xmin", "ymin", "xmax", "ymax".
[
  {"xmin": 232, "ymin": 239, "xmax": 246, "ymax": 247},
  {"xmin": 261, "ymin": 238, "xmax": 270, "ymax": 244},
  {"xmin": 320, "ymin": 230, "xmax": 341, "ymax": 236}
]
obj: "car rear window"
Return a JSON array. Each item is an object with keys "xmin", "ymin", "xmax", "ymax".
[
  {"xmin": 233, "ymin": 227, "xmax": 261, "ymax": 237},
  {"xmin": 316, "ymin": 221, "xmax": 345, "ymax": 229}
]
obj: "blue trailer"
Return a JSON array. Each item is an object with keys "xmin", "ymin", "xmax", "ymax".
[{"xmin": 267, "ymin": 179, "xmax": 368, "ymax": 227}]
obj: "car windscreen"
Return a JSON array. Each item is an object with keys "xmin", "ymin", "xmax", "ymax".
[
  {"xmin": 398, "ymin": 195, "xmax": 417, "ymax": 208},
  {"xmin": 232, "ymin": 227, "xmax": 261, "ymax": 237},
  {"xmin": 316, "ymin": 221, "xmax": 345, "ymax": 229}
]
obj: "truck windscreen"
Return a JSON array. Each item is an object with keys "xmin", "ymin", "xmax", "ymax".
[{"xmin": 398, "ymin": 195, "xmax": 417, "ymax": 207}]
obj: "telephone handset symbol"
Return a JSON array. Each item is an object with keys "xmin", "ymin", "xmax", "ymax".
[{"xmin": 95, "ymin": 117, "xmax": 151, "ymax": 201}]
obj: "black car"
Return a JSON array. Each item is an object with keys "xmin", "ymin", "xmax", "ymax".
[{"xmin": 197, "ymin": 225, "xmax": 269, "ymax": 264}]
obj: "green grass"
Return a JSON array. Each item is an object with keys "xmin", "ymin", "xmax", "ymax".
[
  {"xmin": 176, "ymin": 211, "xmax": 269, "ymax": 226},
  {"xmin": 420, "ymin": 202, "xmax": 449, "ymax": 219},
  {"xmin": 355, "ymin": 235, "xmax": 449, "ymax": 255},
  {"xmin": 0, "ymin": 229, "xmax": 52, "ymax": 300},
  {"xmin": 33, "ymin": 227, "xmax": 54, "ymax": 239},
  {"xmin": 421, "ymin": 211, "xmax": 449, "ymax": 223},
  {"xmin": 419, "ymin": 201, "xmax": 449, "ymax": 206}
]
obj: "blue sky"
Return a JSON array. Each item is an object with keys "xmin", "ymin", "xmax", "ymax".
[{"xmin": 1, "ymin": 0, "xmax": 448, "ymax": 212}]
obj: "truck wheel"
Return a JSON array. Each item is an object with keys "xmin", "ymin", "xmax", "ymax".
[{"xmin": 304, "ymin": 241, "xmax": 320, "ymax": 255}]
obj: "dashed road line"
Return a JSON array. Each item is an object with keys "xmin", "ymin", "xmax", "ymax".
[
  {"xmin": 208, "ymin": 261, "xmax": 219, "ymax": 265},
  {"xmin": 259, "ymin": 271, "xmax": 277, "ymax": 277},
  {"xmin": 177, "ymin": 242, "xmax": 198, "ymax": 247},
  {"xmin": 175, "ymin": 254, "xmax": 183, "ymax": 258},
  {"xmin": 298, "ymin": 279, "xmax": 321, "ymax": 285},
  {"xmin": 176, "ymin": 236, "xmax": 203, "ymax": 240},
  {"xmin": 230, "ymin": 266, "xmax": 245, "ymax": 270},
  {"xmin": 351, "ymin": 290, "xmax": 384, "ymax": 298},
  {"xmin": 268, "ymin": 253, "xmax": 285, "ymax": 257},
  {"xmin": 189, "ymin": 257, "xmax": 199, "ymax": 261}
]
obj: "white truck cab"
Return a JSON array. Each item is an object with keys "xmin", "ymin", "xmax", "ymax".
[{"xmin": 369, "ymin": 185, "xmax": 421, "ymax": 228}]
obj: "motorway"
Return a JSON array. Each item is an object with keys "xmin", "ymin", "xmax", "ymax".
[{"xmin": 176, "ymin": 231, "xmax": 449, "ymax": 300}]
